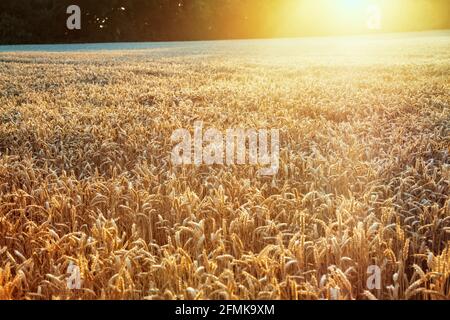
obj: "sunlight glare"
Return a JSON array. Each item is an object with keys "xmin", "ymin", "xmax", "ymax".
[
  {"xmin": 367, "ymin": 4, "xmax": 382, "ymax": 30},
  {"xmin": 343, "ymin": 0, "xmax": 365, "ymax": 9},
  {"xmin": 282, "ymin": 0, "xmax": 385, "ymax": 38}
]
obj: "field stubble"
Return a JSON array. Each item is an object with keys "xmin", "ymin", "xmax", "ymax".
[{"xmin": 0, "ymin": 32, "xmax": 449, "ymax": 299}]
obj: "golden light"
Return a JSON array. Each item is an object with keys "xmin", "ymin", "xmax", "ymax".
[
  {"xmin": 343, "ymin": 0, "xmax": 366, "ymax": 10},
  {"xmin": 269, "ymin": 0, "xmax": 448, "ymax": 39},
  {"xmin": 276, "ymin": 0, "xmax": 384, "ymax": 37},
  {"xmin": 367, "ymin": 4, "xmax": 382, "ymax": 30},
  {"xmin": 335, "ymin": 0, "xmax": 382, "ymax": 31}
]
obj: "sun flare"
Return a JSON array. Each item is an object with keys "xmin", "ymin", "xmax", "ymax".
[
  {"xmin": 343, "ymin": 0, "xmax": 366, "ymax": 9},
  {"xmin": 340, "ymin": 0, "xmax": 382, "ymax": 30},
  {"xmin": 280, "ymin": 0, "xmax": 385, "ymax": 37}
]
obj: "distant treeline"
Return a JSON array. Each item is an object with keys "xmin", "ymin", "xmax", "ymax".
[{"xmin": 1, "ymin": 0, "xmax": 449, "ymax": 44}]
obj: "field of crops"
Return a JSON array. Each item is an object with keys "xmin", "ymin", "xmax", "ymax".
[{"xmin": 0, "ymin": 31, "xmax": 449, "ymax": 300}]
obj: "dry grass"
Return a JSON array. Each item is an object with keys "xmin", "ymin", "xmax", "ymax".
[{"xmin": 0, "ymin": 32, "xmax": 449, "ymax": 300}]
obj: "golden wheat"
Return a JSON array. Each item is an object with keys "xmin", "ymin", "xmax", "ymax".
[{"xmin": 0, "ymin": 33, "xmax": 449, "ymax": 300}]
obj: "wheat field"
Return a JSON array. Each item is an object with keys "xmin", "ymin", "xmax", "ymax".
[{"xmin": 0, "ymin": 31, "xmax": 449, "ymax": 300}]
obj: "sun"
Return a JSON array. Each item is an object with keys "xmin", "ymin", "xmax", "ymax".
[
  {"xmin": 341, "ymin": 0, "xmax": 382, "ymax": 31},
  {"xmin": 343, "ymin": 0, "xmax": 365, "ymax": 9},
  {"xmin": 285, "ymin": 0, "xmax": 383, "ymax": 36}
]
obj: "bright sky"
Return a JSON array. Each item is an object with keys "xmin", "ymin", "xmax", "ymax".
[
  {"xmin": 277, "ymin": 0, "xmax": 449, "ymax": 37},
  {"xmin": 337, "ymin": 0, "xmax": 382, "ymax": 29},
  {"xmin": 267, "ymin": 0, "xmax": 409, "ymax": 37}
]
